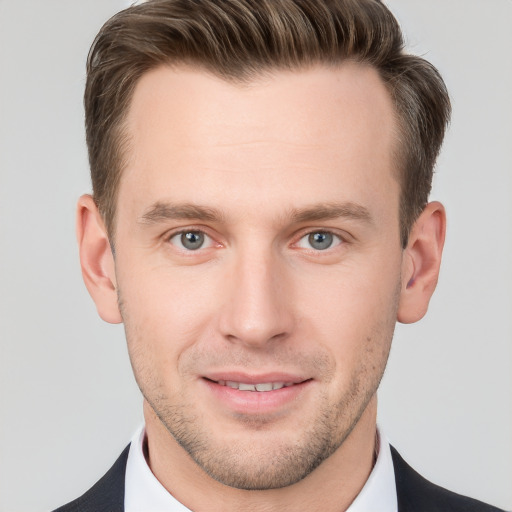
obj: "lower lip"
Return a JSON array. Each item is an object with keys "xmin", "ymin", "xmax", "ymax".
[{"xmin": 202, "ymin": 379, "xmax": 312, "ymax": 415}]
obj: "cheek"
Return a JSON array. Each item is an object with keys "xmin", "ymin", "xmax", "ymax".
[
  {"xmin": 298, "ymin": 255, "xmax": 401, "ymax": 325},
  {"xmin": 294, "ymin": 256, "xmax": 401, "ymax": 372},
  {"xmin": 119, "ymin": 251, "xmax": 217, "ymax": 323},
  {"xmin": 117, "ymin": 257, "xmax": 224, "ymax": 375}
]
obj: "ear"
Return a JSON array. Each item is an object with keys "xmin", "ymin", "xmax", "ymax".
[
  {"xmin": 397, "ymin": 201, "xmax": 446, "ymax": 324},
  {"xmin": 76, "ymin": 194, "xmax": 122, "ymax": 324}
]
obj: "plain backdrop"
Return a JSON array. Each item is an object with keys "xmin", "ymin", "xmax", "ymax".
[{"xmin": 0, "ymin": 1, "xmax": 511, "ymax": 511}]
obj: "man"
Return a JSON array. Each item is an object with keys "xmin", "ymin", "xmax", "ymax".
[{"xmin": 54, "ymin": 1, "xmax": 505, "ymax": 511}]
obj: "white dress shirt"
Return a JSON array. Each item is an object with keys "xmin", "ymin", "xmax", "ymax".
[{"xmin": 125, "ymin": 425, "xmax": 397, "ymax": 512}]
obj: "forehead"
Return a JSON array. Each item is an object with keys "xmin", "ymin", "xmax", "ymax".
[{"xmin": 119, "ymin": 63, "xmax": 399, "ymax": 225}]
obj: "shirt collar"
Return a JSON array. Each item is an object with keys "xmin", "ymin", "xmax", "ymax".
[
  {"xmin": 124, "ymin": 425, "xmax": 397, "ymax": 512},
  {"xmin": 125, "ymin": 426, "xmax": 191, "ymax": 512},
  {"xmin": 347, "ymin": 429, "xmax": 398, "ymax": 512}
]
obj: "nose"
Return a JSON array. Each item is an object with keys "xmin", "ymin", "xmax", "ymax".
[{"xmin": 218, "ymin": 248, "xmax": 294, "ymax": 349}]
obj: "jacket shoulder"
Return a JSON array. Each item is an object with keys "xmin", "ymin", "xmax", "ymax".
[
  {"xmin": 391, "ymin": 446, "xmax": 505, "ymax": 512},
  {"xmin": 52, "ymin": 445, "xmax": 130, "ymax": 512}
]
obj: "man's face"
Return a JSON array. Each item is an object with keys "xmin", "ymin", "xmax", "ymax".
[{"xmin": 114, "ymin": 63, "xmax": 403, "ymax": 489}]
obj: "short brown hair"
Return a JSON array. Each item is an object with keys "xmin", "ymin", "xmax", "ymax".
[{"xmin": 85, "ymin": 0, "xmax": 450, "ymax": 247}]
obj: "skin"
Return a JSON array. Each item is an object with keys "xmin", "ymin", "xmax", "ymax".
[{"xmin": 78, "ymin": 63, "xmax": 445, "ymax": 511}]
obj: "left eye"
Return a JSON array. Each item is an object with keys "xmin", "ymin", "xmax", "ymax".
[
  {"xmin": 168, "ymin": 231, "xmax": 213, "ymax": 251},
  {"xmin": 296, "ymin": 231, "xmax": 342, "ymax": 251}
]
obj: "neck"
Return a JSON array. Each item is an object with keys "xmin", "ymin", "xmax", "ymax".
[{"xmin": 143, "ymin": 397, "xmax": 378, "ymax": 512}]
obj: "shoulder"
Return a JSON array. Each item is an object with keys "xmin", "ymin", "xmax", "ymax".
[
  {"xmin": 390, "ymin": 446, "xmax": 506, "ymax": 512},
  {"xmin": 52, "ymin": 445, "xmax": 130, "ymax": 512}
]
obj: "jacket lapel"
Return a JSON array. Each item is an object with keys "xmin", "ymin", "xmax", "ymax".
[{"xmin": 53, "ymin": 445, "xmax": 129, "ymax": 512}]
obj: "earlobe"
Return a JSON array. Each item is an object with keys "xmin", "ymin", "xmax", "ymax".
[
  {"xmin": 397, "ymin": 201, "xmax": 446, "ymax": 324},
  {"xmin": 76, "ymin": 194, "xmax": 122, "ymax": 324}
]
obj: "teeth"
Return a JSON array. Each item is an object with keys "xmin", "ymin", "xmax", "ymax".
[
  {"xmin": 219, "ymin": 381, "xmax": 293, "ymax": 392},
  {"xmin": 239, "ymin": 383, "xmax": 256, "ymax": 391},
  {"xmin": 256, "ymin": 383, "xmax": 273, "ymax": 391}
]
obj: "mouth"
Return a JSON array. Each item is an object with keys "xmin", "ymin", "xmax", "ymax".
[
  {"xmin": 201, "ymin": 374, "xmax": 313, "ymax": 415},
  {"xmin": 204, "ymin": 379, "xmax": 299, "ymax": 392}
]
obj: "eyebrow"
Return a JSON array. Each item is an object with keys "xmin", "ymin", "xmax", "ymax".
[
  {"xmin": 290, "ymin": 202, "xmax": 373, "ymax": 225},
  {"xmin": 139, "ymin": 202, "xmax": 224, "ymax": 224},
  {"xmin": 138, "ymin": 201, "xmax": 372, "ymax": 226}
]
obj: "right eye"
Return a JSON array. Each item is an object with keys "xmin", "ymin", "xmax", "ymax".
[{"xmin": 168, "ymin": 230, "xmax": 214, "ymax": 251}]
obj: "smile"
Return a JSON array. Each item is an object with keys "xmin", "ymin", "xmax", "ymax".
[
  {"xmin": 202, "ymin": 376, "xmax": 313, "ymax": 414},
  {"xmin": 215, "ymin": 380, "xmax": 295, "ymax": 392}
]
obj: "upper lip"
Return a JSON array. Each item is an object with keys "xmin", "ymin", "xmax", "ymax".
[{"xmin": 203, "ymin": 372, "xmax": 309, "ymax": 385}]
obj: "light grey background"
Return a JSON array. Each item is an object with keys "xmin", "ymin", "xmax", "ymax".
[{"xmin": 0, "ymin": 1, "xmax": 510, "ymax": 511}]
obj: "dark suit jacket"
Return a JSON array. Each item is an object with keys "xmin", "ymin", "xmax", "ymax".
[{"xmin": 53, "ymin": 445, "xmax": 505, "ymax": 512}]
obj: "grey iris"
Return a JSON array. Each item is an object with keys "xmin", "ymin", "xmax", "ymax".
[
  {"xmin": 181, "ymin": 231, "xmax": 204, "ymax": 250},
  {"xmin": 308, "ymin": 232, "xmax": 333, "ymax": 250}
]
